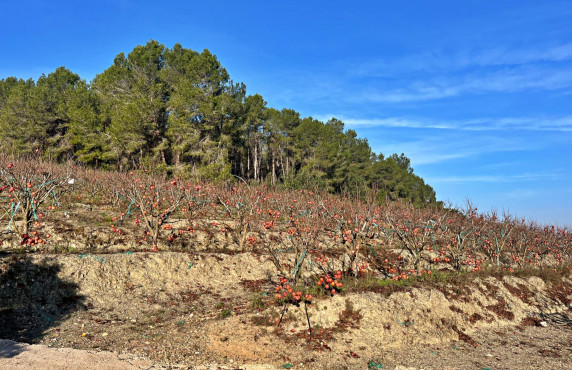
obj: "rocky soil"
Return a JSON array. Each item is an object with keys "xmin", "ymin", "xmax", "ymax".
[{"xmin": 1, "ymin": 252, "xmax": 571, "ymax": 369}]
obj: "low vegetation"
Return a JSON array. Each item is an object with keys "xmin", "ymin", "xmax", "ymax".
[{"xmin": 1, "ymin": 156, "xmax": 570, "ymax": 336}]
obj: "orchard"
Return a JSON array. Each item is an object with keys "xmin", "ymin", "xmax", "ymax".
[{"xmin": 1, "ymin": 156, "xmax": 571, "ymax": 368}]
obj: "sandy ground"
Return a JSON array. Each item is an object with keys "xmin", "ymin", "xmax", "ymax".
[
  {"xmin": 0, "ymin": 338, "xmax": 157, "ymax": 369},
  {"xmin": 1, "ymin": 320, "xmax": 571, "ymax": 370},
  {"xmin": 1, "ymin": 252, "xmax": 571, "ymax": 369}
]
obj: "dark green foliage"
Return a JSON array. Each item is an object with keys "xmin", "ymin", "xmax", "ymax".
[{"xmin": 0, "ymin": 40, "xmax": 437, "ymax": 205}]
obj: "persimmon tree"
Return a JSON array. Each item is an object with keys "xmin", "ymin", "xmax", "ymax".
[
  {"xmin": 319, "ymin": 195, "xmax": 387, "ymax": 278},
  {"xmin": 383, "ymin": 202, "xmax": 437, "ymax": 273},
  {"xmin": 118, "ymin": 173, "xmax": 185, "ymax": 251},
  {"xmin": 0, "ymin": 157, "xmax": 72, "ymax": 248},
  {"xmin": 216, "ymin": 183, "xmax": 264, "ymax": 251}
]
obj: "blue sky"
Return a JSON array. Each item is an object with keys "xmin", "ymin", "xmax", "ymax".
[{"xmin": 1, "ymin": 1, "xmax": 571, "ymax": 226}]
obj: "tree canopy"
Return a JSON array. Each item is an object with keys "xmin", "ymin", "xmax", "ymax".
[{"xmin": 0, "ymin": 40, "xmax": 438, "ymax": 206}]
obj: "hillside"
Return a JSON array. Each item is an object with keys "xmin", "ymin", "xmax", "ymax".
[{"xmin": 0, "ymin": 157, "xmax": 571, "ymax": 368}]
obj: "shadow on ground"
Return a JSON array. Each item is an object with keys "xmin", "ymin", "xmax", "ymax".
[
  {"xmin": 0, "ymin": 256, "xmax": 85, "ymax": 358},
  {"xmin": 540, "ymin": 312, "xmax": 572, "ymax": 327}
]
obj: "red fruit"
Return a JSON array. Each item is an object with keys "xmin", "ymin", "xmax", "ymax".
[{"xmin": 8, "ymin": 163, "xmax": 13, "ymax": 169}]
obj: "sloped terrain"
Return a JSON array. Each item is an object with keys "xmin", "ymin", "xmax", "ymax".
[
  {"xmin": 1, "ymin": 159, "xmax": 571, "ymax": 368},
  {"xmin": 1, "ymin": 252, "xmax": 570, "ymax": 369}
]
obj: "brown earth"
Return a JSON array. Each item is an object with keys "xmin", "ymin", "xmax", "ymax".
[{"xmin": 1, "ymin": 252, "xmax": 571, "ymax": 369}]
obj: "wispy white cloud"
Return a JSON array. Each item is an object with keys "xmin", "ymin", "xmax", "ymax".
[
  {"xmin": 471, "ymin": 43, "xmax": 572, "ymax": 67},
  {"xmin": 426, "ymin": 172, "xmax": 561, "ymax": 184},
  {"xmin": 501, "ymin": 188, "xmax": 546, "ymax": 199},
  {"xmin": 350, "ymin": 43, "xmax": 572, "ymax": 77},
  {"xmin": 253, "ymin": 43, "xmax": 572, "ymax": 108},
  {"xmin": 355, "ymin": 66, "xmax": 572, "ymax": 103},
  {"xmin": 315, "ymin": 115, "xmax": 455, "ymax": 129},
  {"xmin": 371, "ymin": 134, "xmax": 537, "ymax": 165},
  {"xmin": 493, "ymin": 187, "xmax": 572, "ymax": 210},
  {"xmin": 314, "ymin": 113, "xmax": 571, "ymax": 167},
  {"xmin": 477, "ymin": 161, "xmax": 526, "ymax": 171},
  {"xmin": 317, "ymin": 115, "xmax": 572, "ymax": 132}
]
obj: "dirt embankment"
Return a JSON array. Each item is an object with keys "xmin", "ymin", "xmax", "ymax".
[{"xmin": 1, "ymin": 252, "xmax": 571, "ymax": 369}]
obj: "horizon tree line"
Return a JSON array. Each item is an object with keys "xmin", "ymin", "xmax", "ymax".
[{"xmin": 0, "ymin": 40, "xmax": 438, "ymax": 206}]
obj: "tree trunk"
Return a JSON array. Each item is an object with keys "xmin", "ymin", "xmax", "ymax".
[
  {"xmin": 254, "ymin": 144, "xmax": 258, "ymax": 182},
  {"xmin": 280, "ymin": 147, "xmax": 286, "ymax": 178},
  {"xmin": 272, "ymin": 152, "xmax": 276, "ymax": 186},
  {"xmin": 24, "ymin": 196, "xmax": 33, "ymax": 236}
]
